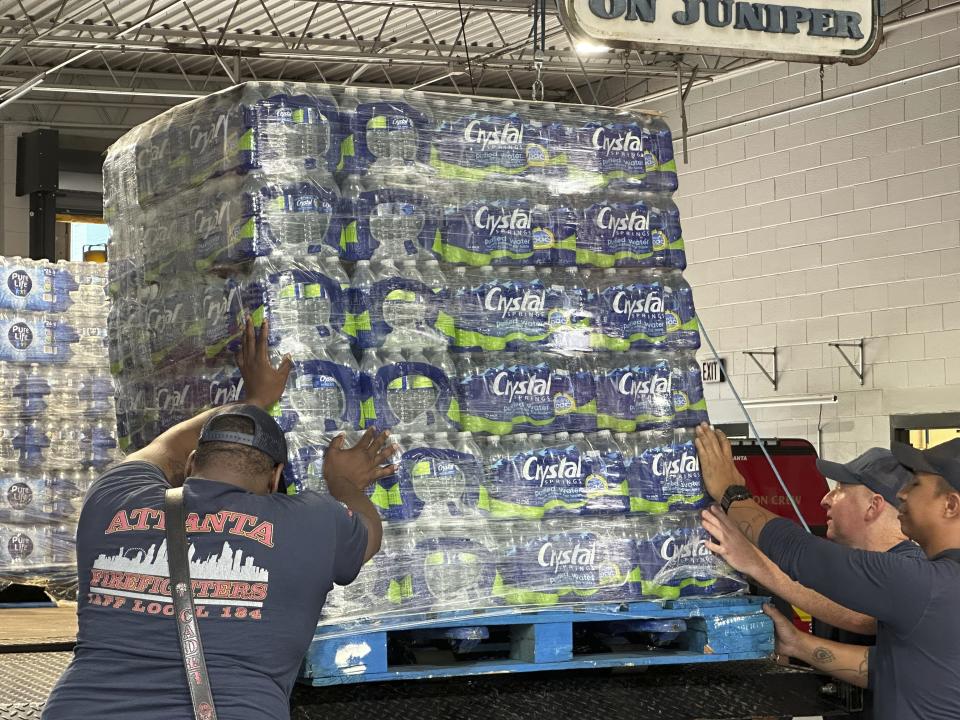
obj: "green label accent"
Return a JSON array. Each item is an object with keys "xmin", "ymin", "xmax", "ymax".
[
  {"xmin": 360, "ymin": 396, "xmax": 376, "ymax": 428},
  {"xmin": 338, "ymin": 135, "xmax": 355, "ymax": 172}
]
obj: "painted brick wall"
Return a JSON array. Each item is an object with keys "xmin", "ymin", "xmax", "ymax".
[{"xmin": 640, "ymin": 7, "xmax": 960, "ymax": 460}]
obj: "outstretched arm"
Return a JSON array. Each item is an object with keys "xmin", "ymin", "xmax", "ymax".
[
  {"xmin": 124, "ymin": 317, "xmax": 292, "ymax": 486},
  {"xmin": 696, "ymin": 425, "xmax": 932, "ymax": 632},
  {"xmin": 694, "ymin": 423, "xmax": 779, "ymax": 543},
  {"xmin": 323, "ymin": 429, "xmax": 398, "ymax": 562},
  {"xmin": 764, "ymin": 604, "xmax": 871, "ymax": 688},
  {"xmin": 702, "ymin": 506, "xmax": 876, "ymax": 635}
]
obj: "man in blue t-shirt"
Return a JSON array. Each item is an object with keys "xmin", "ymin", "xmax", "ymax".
[
  {"xmin": 697, "ymin": 424, "xmax": 960, "ymax": 720},
  {"xmin": 700, "ymin": 448, "xmax": 920, "ymax": 719},
  {"xmin": 43, "ymin": 318, "xmax": 397, "ymax": 720}
]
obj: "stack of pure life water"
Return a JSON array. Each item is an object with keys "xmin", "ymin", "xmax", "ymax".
[
  {"xmin": 0, "ymin": 257, "xmax": 117, "ymax": 597},
  {"xmin": 104, "ymin": 82, "xmax": 744, "ymax": 624}
]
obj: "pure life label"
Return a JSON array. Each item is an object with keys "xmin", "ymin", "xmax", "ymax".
[{"xmin": 560, "ymin": 0, "xmax": 880, "ymax": 64}]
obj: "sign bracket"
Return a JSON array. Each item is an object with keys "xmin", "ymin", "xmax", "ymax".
[
  {"xmin": 743, "ymin": 347, "xmax": 778, "ymax": 390},
  {"xmin": 828, "ymin": 339, "xmax": 865, "ymax": 385},
  {"xmin": 677, "ymin": 64, "xmax": 698, "ymax": 164}
]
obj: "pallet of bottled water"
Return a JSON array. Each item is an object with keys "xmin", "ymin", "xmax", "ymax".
[
  {"xmin": 0, "ymin": 257, "xmax": 118, "ymax": 599},
  {"xmin": 103, "ymin": 82, "xmax": 765, "ymax": 659}
]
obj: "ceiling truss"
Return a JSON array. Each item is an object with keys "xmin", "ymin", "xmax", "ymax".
[{"xmin": 0, "ymin": 0, "xmax": 948, "ymax": 131}]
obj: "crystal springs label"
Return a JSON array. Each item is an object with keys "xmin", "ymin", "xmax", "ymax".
[
  {"xmin": 491, "ymin": 369, "xmax": 553, "ymax": 404},
  {"xmin": 452, "ymin": 279, "xmax": 549, "ymax": 349},
  {"xmin": 522, "ymin": 531, "xmax": 631, "ymax": 595},
  {"xmin": 458, "ymin": 359, "xmax": 576, "ymax": 433},
  {"xmin": 586, "ymin": 123, "xmax": 656, "ymax": 174},
  {"xmin": 537, "ymin": 540, "xmax": 597, "ymax": 574},
  {"xmin": 596, "ymin": 359, "xmax": 675, "ymax": 431},
  {"xmin": 442, "ymin": 200, "xmax": 570, "ymax": 265},
  {"xmin": 597, "ymin": 282, "xmax": 668, "ymax": 347},
  {"xmin": 432, "ymin": 113, "xmax": 545, "ymax": 176}
]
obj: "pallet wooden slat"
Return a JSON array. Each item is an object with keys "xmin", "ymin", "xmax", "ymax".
[{"xmin": 301, "ymin": 596, "xmax": 775, "ymax": 686}]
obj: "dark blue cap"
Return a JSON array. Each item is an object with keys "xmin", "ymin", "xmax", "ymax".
[
  {"xmin": 198, "ymin": 404, "xmax": 287, "ymax": 466},
  {"xmin": 816, "ymin": 448, "xmax": 914, "ymax": 507},
  {"xmin": 892, "ymin": 438, "xmax": 960, "ymax": 493}
]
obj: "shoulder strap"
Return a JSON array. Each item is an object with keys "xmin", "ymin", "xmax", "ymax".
[{"xmin": 165, "ymin": 486, "xmax": 219, "ymax": 720}]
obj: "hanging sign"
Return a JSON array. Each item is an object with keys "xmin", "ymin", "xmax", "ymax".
[{"xmin": 559, "ymin": 0, "xmax": 881, "ymax": 64}]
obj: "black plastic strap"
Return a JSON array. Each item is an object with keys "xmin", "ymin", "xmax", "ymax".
[{"xmin": 165, "ymin": 487, "xmax": 219, "ymax": 720}]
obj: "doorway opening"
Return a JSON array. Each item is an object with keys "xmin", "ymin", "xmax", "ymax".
[{"xmin": 891, "ymin": 413, "xmax": 960, "ymax": 449}]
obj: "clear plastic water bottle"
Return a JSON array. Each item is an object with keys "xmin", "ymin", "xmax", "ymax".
[
  {"xmin": 420, "ymin": 258, "xmax": 446, "ymax": 298},
  {"xmin": 48, "ymin": 424, "xmax": 83, "ymax": 471},
  {"xmin": 381, "ymin": 259, "xmax": 427, "ymax": 347},
  {"xmin": 318, "ymin": 346, "xmax": 360, "ymax": 429},
  {"xmin": 359, "ymin": 346, "xmax": 382, "ymax": 427},
  {"xmin": 273, "ymin": 168, "xmax": 341, "ymax": 258},
  {"xmin": 0, "ymin": 427, "xmax": 17, "ymax": 470},
  {"xmin": 360, "ymin": 166, "xmax": 429, "ymax": 262},
  {"xmin": 301, "ymin": 255, "xmax": 350, "ymax": 349},
  {"xmin": 366, "ymin": 89, "xmax": 421, "ymax": 167},
  {"xmin": 401, "ymin": 348, "xmax": 436, "ymax": 422},
  {"xmin": 482, "ymin": 434, "xmax": 508, "ymax": 487},
  {"xmin": 374, "ymin": 346, "xmax": 425, "ymax": 429},
  {"xmin": 408, "ymin": 434, "xmax": 464, "ymax": 519},
  {"xmin": 14, "ymin": 420, "xmax": 49, "ymax": 469},
  {"xmin": 349, "ymin": 259, "xmax": 376, "ymax": 348},
  {"xmin": 257, "ymin": 85, "xmax": 334, "ymax": 167},
  {"xmin": 14, "ymin": 364, "xmax": 50, "ymax": 416},
  {"xmin": 454, "ymin": 431, "xmax": 483, "ymax": 474},
  {"xmin": 269, "ymin": 263, "xmax": 308, "ymax": 356},
  {"xmin": 406, "ymin": 90, "xmax": 434, "ymax": 163}
]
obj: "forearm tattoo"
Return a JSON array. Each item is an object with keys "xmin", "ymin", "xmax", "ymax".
[
  {"xmin": 813, "ymin": 647, "xmax": 835, "ymax": 663},
  {"xmin": 811, "ymin": 645, "xmax": 869, "ymax": 680},
  {"xmin": 735, "ymin": 510, "xmax": 770, "ymax": 543}
]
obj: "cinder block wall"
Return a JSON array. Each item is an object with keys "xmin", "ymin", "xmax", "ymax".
[{"xmin": 640, "ymin": 6, "xmax": 960, "ymax": 460}]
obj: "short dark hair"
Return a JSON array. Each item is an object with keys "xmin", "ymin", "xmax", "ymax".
[
  {"xmin": 934, "ymin": 474, "xmax": 958, "ymax": 497},
  {"xmin": 193, "ymin": 414, "xmax": 275, "ymax": 477}
]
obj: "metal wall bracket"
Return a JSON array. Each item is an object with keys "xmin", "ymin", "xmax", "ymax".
[
  {"xmin": 828, "ymin": 339, "xmax": 865, "ymax": 385},
  {"xmin": 743, "ymin": 347, "xmax": 778, "ymax": 390},
  {"xmin": 676, "ymin": 64, "xmax": 698, "ymax": 164}
]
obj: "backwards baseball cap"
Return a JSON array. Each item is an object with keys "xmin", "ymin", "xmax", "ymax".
[
  {"xmin": 816, "ymin": 447, "xmax": 915, "ymax": 506},
  {"xmin": 198, "ymin": 404, "xmax": 288, "ymax": 466},
  {"xmin": 892, "ymin": 438, "xmax": 960, "ymax": 493}
]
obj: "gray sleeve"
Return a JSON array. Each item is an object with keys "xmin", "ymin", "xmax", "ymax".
[
  {"xmin": 84, "ymin": 461, "xmax": 168, "ymax": 505},
  {"xmin": 327, "ymin": 499, "xmax": 369, "ymax": 586},
  {"xmin": 758, "ymin": 517, "xmax": 933, "ymax": 633}
]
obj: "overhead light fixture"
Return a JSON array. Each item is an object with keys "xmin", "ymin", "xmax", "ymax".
[
  {"xmin": 575, "ymin": 41, "xmax": 610, "ymax": 54},
  {"xmin": 741, "ymin": 394, "xmax": 838, "ymax": 409}
]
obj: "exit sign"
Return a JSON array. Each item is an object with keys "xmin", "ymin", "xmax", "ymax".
[{"xmin": 703, "ymin": 359, "xmax": 725, "ymax": 384}]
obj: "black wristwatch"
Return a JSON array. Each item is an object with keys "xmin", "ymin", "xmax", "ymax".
[{"xmin": 720, "ymin": 485, "xmax": 753, "ymax": 514}]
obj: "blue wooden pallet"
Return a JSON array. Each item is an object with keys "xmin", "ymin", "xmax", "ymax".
[{"xmin": 300, "ymin": 596, "xmax": 774, "ymax": 686}]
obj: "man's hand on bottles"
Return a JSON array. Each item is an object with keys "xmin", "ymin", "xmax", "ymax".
[
  {"xmin": 324, "ymin": 429, "xmax": 399, "ymax": 500},
  {"xmin": 694, "ymin": 422, "xmax": 748, "ymax": 502},
  {"xmin": 236, "ymin": 316, "xmax": 293, "ymax": 410}
]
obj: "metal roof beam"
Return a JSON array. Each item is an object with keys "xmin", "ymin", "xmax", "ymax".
[
  {"xmin": 0, "ymin": 72, "xmax": 541, "ymax": 97},
  {"xmin": 0, "ymin": 19, "xmax": 596, "ymax": 59},
  {"xmin": 290, "ymin": 0, "xmax": 547, "ymax": 12},
  {"xmin": 0, "ymin": 33, "xmax": 703, "ymax": 76}
]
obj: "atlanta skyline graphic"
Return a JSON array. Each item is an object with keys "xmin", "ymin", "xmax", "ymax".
[{"xmin": 92, "ymin": 540, "xmax": 269, "ymax": 607}]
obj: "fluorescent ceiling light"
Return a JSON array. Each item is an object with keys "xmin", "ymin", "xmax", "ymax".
[
  {"xmin": 742, "ymin": 394, "xmax": 838, "ymax": 409},
  {"xmin": 409, "ymin": 70, "xmax": 467, "ymax": 90},
  {"xmin": 575, "ymin": 41, "xmax": 610, "ymax": 54},
  {"xmin": 0, "ymin": 83, "xmax": 204, "ymax": 99}
]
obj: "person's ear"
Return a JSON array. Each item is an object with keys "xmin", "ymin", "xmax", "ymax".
[
  {"xmin": 861, "ymin": 492, "xmax": 882, "ymax": 523},
  {"xmin": 184, "ymin": 450, "xmax": 197, "ymax": 478},
  {"xmin": 943, "ymin": 491, "xmax": 960, "ymax": 519},
  {"xmin": 269, "ymin": 464, "xmax": 284, "ymax": 494}
]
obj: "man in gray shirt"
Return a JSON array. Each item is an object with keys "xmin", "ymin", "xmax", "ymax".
[
  {"xmin": 43, "ymin": 318, "xmax": 398, "ymax": 719},
  {"xmin": 697, "ymin": 423, "xmax": 960, "ymax": 720}
]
